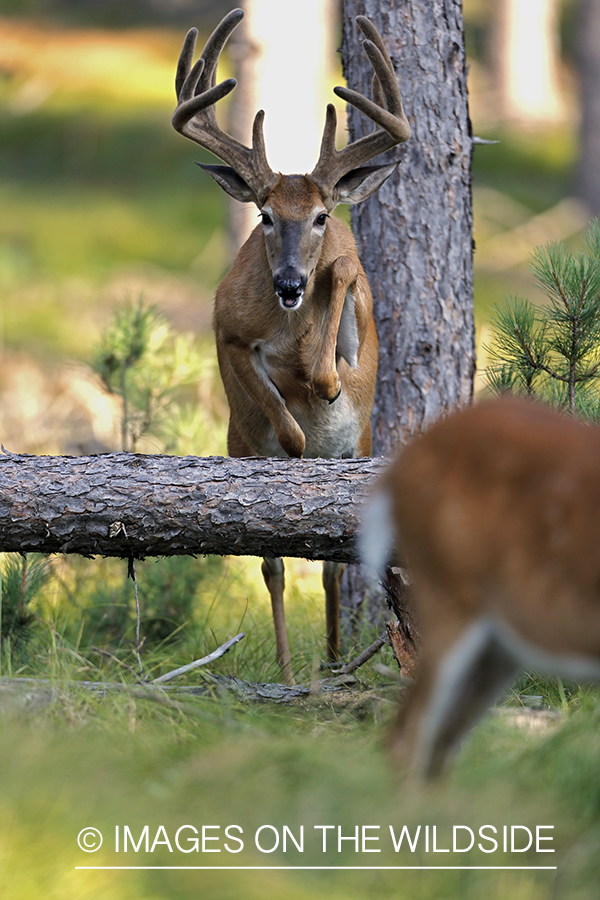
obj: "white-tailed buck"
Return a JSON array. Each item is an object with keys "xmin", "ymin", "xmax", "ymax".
[
  {"xmin": 361, "ymin": 396, "xmax": 600, "ymax": 777},
  {"xmin": 172, "ymin": 9, "xmax": 411, "ymax": 682}
]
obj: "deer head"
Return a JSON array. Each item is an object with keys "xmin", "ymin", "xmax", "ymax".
[{"xmin": 172, "ymin": 8, "xmax": 411, "ymax": 310}]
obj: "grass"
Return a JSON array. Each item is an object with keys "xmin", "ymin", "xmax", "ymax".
[
  {"xmin": 1, "ymin": 548, "xmax": 393, "ymax": 689},
  {"xmin": 2, "ymin": 650, "xmax": 600, "ymax": 899}
]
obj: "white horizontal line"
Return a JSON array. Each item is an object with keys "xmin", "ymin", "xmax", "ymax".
[{"xmin": 75, "ymin": 865, "xmax": 558, "ymax": 871}]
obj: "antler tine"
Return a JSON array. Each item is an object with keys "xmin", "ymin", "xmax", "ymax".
[
  {"xmin": 316, "ymin": 103, "xmax": 339, "ymax": 162},
  {"xmin": 172, "ymin": 9, "xmax": 276, "ymax": 206},
  {"xmin": 355, "ymin": 15, "xmax": 389, "ymax": 68},
  {"xmin": 196, "ymin": 8, "xmax": 244, "ymax": 94},
  {"xmin": 310, "ymin": 18, "xmax": 410, "ymax": 202},
  {"xmin": 175, "ymin": 27, "xmax": 199, "ymax": 99},
  {"xmin": 372, "ymin": 72, "xmax": 384, "ymax": 111}
]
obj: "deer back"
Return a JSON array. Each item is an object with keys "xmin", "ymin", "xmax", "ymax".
[{"xmin": 370, "ymin": 397, "xmax": 600, "ymax": 659}]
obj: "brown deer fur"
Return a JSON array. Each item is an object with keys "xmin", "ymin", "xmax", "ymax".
[
  {"xmin": 362, "ymin": 396, "xmax": 600, "ymax": 777},
  {"xmin": 216, "ymin": 183, "xmax": 378, "ymax": 461}
]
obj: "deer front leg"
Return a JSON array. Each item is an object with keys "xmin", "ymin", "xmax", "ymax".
[
  {"xmin": 223, "ymin": 340, "xmax": 306, "ymax": 458},
  {"xmin": 311, "ymin": 256, "xmax": 359, "ymax": 402}
]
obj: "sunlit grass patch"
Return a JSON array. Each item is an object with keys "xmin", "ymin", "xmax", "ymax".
[
  {"xmin": 1, "ymin": 541, "xmax": 600, "ymax": 900},
  {"xmin": 0, "ymin": 18, "xmax": 198, "ymax": 112},
  {"xmin": 0, "ymin": 21, "xmax": 229, "ymax": 359}
]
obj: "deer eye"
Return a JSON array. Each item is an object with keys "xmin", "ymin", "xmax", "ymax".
[
  {"xmin": 314, "ymin": 212, "xmax": 328, "ymax": 227},
  {"xmin": 261, "ymin": 212, "xmax": 273, "ymax": 227}
]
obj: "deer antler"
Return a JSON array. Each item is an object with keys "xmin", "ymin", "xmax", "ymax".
[
  {"xmin": 310, "ymin": 16, "xmax": 411, "ymax": 205},
  {"xmin": 172, "ymin": 8, "xmax": 277, "ymax": 206}
]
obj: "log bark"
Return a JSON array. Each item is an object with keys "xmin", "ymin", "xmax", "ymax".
[{"xmin": 0, "ymin": 450, "xmax": 386, "ymax": 563}]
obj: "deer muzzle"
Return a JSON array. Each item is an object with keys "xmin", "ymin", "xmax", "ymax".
[{"xmin": 273, "ymin": 269, "xmax": 307, "ymax": 310}]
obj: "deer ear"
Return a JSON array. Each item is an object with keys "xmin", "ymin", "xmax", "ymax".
[
  {"xmin": 331, "ymin": 161, "xmax": 399, "ymax": 206},
  {"xmin": 196, "ymin": 163, "xmax": 257, "ymax": 203}
]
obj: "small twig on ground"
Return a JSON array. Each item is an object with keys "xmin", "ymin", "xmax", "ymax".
[
  {"xmin": 151, "ymin": 633, "xmax": 246, "ymax": 685},
  {"xmin": 332, "ymin": 631, "xmax": 390, "ymax": 676}
]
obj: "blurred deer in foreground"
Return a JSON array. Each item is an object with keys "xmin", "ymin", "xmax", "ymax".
[
  {"xmin": 172, "ymin": 9, "xmax": 411, "ymax": 682},
  {"xmin": 362, "ymin": 396, "xmax": 600, "ymax": 777}
]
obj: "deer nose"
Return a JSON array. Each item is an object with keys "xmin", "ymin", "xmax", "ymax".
[{"xmin": 274, "ymin": 271, "xmax": 306, "ymax": 309}]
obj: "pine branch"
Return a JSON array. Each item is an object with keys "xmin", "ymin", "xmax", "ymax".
[{"xmin": 484, "ymin": 218, "xmax": 600, "ymax": 418}]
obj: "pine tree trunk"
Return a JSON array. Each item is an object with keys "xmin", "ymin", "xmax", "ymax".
[{"xmin": 339, "ymin": 0, "xmax": 475, "ymax": 639}]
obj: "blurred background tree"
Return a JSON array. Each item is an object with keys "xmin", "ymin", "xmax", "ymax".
[
  {"xmin": 577, "ymin": 0, "xmax": 600, "ymax": 215},
  {"xmin": 493, "ymin": 0, "xmax": 564, "ymax": 124},
  {"xmin": 225, "ymin": 0, "xmax": 337, "ymax": 249}
]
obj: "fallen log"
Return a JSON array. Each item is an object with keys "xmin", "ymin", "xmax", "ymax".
[{"xmin": 0, "ymin": 450, "xmax": 387, "ymax": 563}]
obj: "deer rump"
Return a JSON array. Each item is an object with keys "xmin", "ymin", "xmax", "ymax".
[{"xmin": 362, "ymin": 396, "xmax": 600, "ymax": 777}]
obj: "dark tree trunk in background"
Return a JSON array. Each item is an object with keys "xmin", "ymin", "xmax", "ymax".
[
  {"xmin": 339, "ymin": 0, "xmax": 475, "ymax": 641},
  {"xmin": 578, "ymin": 0, "xmax": 600, "ymax": 216}
]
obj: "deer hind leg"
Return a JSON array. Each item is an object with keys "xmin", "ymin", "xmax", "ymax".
[
  {"xmin": 390, "ymin": 617, "xmax": 518, "ymax": 779},
  {"xmin": 261, "ymin": 556, "xmax": 295, "ymax": 685},
  {"xmin": 322, "ymin": 561, "xmax": 344, "ymax": 662}
]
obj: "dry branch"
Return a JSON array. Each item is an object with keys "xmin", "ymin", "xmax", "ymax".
[
  {"xmin": 333, "ymin": 631, "xmax": 390, "ymax": 675},
  {"xmin": 152, "ymin": 633, "xmax": 246, "ymax": 684},
  {"xmin": 0, "ymin": 450, "xmax": 387, "ymax": 563}
]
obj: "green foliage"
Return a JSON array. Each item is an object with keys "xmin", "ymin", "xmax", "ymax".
[
  {"xmin": 0, "ymin": 107, "xmax": 226, "ymax": 359},
  {"xmin": 471, "ymin": 125, "xmax": 576, "ymax": 213},
  {"xmin": 91, "ymin": 297, "xmax": 224, "ymax": 453},
  {"xmin": 485, "ymin": 219, "xmax": 600, "ymax": 415},
  {"xmin": 86, "ymin": 299, "xmax": 229, "ymax": 659},
  {"xmin": 0, "ymin": 554, "xmax": 51, "ymax": 661}
]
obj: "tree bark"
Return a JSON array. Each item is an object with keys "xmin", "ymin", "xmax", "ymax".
[
  {"xmin": 339, "ymin": 0, "xmax": 475, "ymax": 635},
  {"xmin": 342, "ymin": 0, "xmax": 475, "ymax": 451},
  {"xmin": 0, "ymin": 450, "xmax": 386, "ymax": 563}
]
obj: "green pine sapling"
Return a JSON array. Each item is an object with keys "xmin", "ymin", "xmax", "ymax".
[
  {"xmin": 92, "ymin": 298, "xmax": 206, "ymax": 452},
  {"xmin": 484, "ymin": 218, "xmax": 600, "ymax": 418}
]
